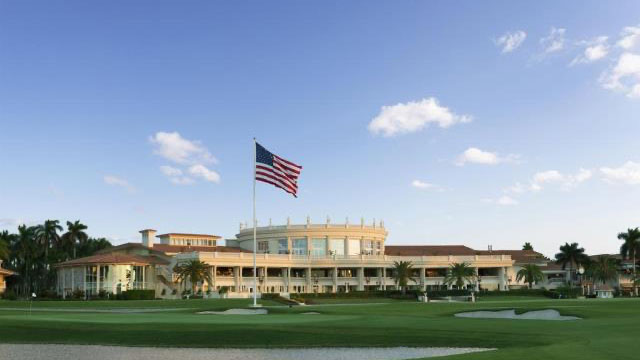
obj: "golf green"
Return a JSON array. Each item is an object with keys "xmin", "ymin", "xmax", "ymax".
[{"xmin": 0, "ymin": 298, "xmax": 638, "ymax": 359}]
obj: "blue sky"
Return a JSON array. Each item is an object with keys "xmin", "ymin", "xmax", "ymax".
[{"xmin": 2, "ymin": 1, "xmax": 640, "ymax": 257}]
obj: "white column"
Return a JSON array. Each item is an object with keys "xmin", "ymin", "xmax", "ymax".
[
  {"xmin": 332, "ymin": 267, "xmax": 338, "ymax": 293},
  {"xmin": 62, "ymin": 268, "xmax": 66, "ymax": 299},
  {"xmin": 287, "ymin": 268, "xmax": 292, "ymax": 293},
  {"xmin": 96, "ymin": 266, "xmax": 101, "ymax": 295},
  {"xmin": 357, "ymin": 267, "xmax": 364, "ymax": 291},
  {"xmin": 264, "ymin": 266, "xmax": 268, "ymax": 293},
  {"xmin": 475, "ymin": 268, "xmax": 479, "ymax": 291},
  {"xmin": 420, "ymin": 267, "xmax": 426, "ymax": 291},
  {"xmin": 382, "ymin": 268, "xmax": 387, "ymax": 290}
]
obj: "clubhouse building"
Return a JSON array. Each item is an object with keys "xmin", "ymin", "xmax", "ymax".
[
  {"xmin": 53, "ymin": 219, "xmax": 631, "ymax": 298},
  {"xmin": 0, "ymin": 260, "xmax": 15, "ymax": 295}
]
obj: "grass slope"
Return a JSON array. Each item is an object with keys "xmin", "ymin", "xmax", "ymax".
[{"xmin": 0, "ymin": 298, "xmax": 639, "ymax": 359}]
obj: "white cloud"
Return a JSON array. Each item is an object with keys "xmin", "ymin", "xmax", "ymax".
[
  {"xmin": 600, "ymin": 52, "xmax": 640, "ymax": 97},
  {"xmin": 540, "ymin": 27, "xmax": 566, "ymax": 54},
  {"xmin": 504, "ymin": 182, "xmax": 526, "ymax": 194},
  {"xmin": 617, "ymin": 25, "xmax": 640, "ymax": 50},
  {"xmin": 188, "ymin": 164, "xmax": 220, "ymax": 183},
  {"xmin": 160, "ymin": 165, "xmax": 195, "ymax": 185},
  {"xmin": 368, "ymin": 97, "xmax": 472, "ymax": 137},
  {"xmin": 160, "ymin": 165, "xmax": 183, "ymax": 177},
  {"xmin": 411, "ymin": 180, "xmax": 435, "ymax": 189},
  {"xmin": 531, "ymin": 168, "xmax": 592, "ymax": 190},
  {"xmin": 495, "ymin": 30, "xmax": 527, "ymax": 53},
  {"xmin": 570, "ymin": 36, "xmax": 609, "ymax": 66},
  {"xmin": 169, "ymin": 176, "xmax": 195, "ymax": 185},
  {"xmin": 600, "ymin": 161, "xmax": 640, "ymax": 185},
  {"xmin": 150, "ymin": 132, "xmax": 216, "ymax": 165},
  {"xmin": 104, "ymin": 175, "xmax": 135, "ymax": 192},
  {"xmin": 483, "ymin": 196, "xmax": 518, "ymax": 206},
  {"xmin": 455, "ymin": 147, "xmax": 519, "ymax": 166}
]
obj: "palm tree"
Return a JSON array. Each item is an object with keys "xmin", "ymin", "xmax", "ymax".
[
  {"xmin": 0, "ymin": 230, "xmax": 10, "ymax": 260},
  {"xmin": 13, "ymin": 225, "xmax": 37, "ymax": 295},
  {"xmin": 34, "ymin": 220, "xmax": 62, "ymax": 258},
  {"xmin": 391, "ymin": 261, "xmax": 416, "ymax": 294},
  {"xmin": 173, "ymin": 260, "xmax": 212, "ymax": 295},
  {"xmin": 618, "ymin": 227, "xmax": 640, "ymax": 295},
  {"xmin": 589, "ymin": 255, "xmax": 618, "ymax": 290},
  {"xmin": 555, "ymin": 242, "xmax": 588, "ymax": 286},
  {"xmin": 61, "ymin": 220, "xmax": 88, "ymax": 259},
  {"xmin": 522, "ymin": 242, "xmax": 534, "ymax": 251},
  {"xmin": 444, "ymin": 262, "xmax": 476, "ymax": 289},
  {"xmin": 516, "ymin": 264, "xmax": 544, "ymax": 289}
]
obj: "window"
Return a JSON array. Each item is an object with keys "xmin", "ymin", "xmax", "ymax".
[
  {"xmin": 278, "ymin": 239, "xmax": 288, "ymax": 254},
  {"xmin": 311, "ymin": 238, "xmax": 326, "ymax": 256},
  {"xmin": 258, "ymin": 241, "xmax": 269, "ymax": 253},
  {"xmin": 133, "ymin": 266, "xmax": 144, "ymax": 283},
  {"xmin": 85, "ymin": 266, "xmax": 97, "ymax": 283},
  {"xmin": 292, "ymin": 238, "xmax": 307, "ymax": 255},
  {"xmin": 347, "ymin": 239, "xmax": 360, "ymax": 256},
  {"xmin": 363, "ymin": 240, "xmax": 374, "ymax": 255},
  {"xmin": 329, "ymin": 239, "xmax": 345, "ymax": 256}
]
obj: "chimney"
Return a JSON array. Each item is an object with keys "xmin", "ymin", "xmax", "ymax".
[{"xmin": 139, "ymin": 229, "xmax": 157, "ymax": 248}]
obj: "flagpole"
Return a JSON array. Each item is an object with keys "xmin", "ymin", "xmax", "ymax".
[{"xmin": 252, "ymin": 137, "xmax": 258, "ymax": 307}]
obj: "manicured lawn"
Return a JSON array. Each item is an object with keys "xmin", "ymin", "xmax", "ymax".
[{"xmin": 1, "ymin": 297, "xmax": 639, "ymax": 359}]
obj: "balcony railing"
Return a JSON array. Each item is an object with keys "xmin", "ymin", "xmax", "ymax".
[{"xmin": 189, "ymin": 252, "xmax": 512, "ymax": 263}]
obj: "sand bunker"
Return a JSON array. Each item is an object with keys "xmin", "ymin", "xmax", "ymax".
[
  {"xmin": 0, "ymin": 344, "xmax": 494, "ymax": 360},
  {"xmin": 455, "ymin": 309, "xmax": 580, "ymax": 321},
  {"xmin": 197, "ymin": 308, "xmax": 268, "ymax": 315}
]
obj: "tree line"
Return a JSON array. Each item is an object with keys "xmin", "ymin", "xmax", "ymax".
[{"xmin": 0, "ymin": 220, "xmax": 112, "ymax": 297}]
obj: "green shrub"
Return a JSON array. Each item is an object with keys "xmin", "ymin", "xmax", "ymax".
[
  {"xmin": 426, "ymin": 289, "xmax": 471, "ymax": 298},
  {"xmin": 118, "ymin": 290, "xmax": 154, "ymax": 300},
  {"xmin": 1, "ymin": 289, "xmax": 17, "ymax": 300},
  {"xmin": 478, "ymin": 288, "xmax": 546, "ymax": 297},
  {"xmin": 72, "ymin": 289, "xmax": 85, "ymax": 300},
  {"xmin": 543, "ymin": 286, "xmax": 581, "ymax": 299}
]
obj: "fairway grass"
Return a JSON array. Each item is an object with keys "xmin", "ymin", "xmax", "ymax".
[{"xmin": 1, "ymin": 298, "xmax": 639, "ymax": 359}]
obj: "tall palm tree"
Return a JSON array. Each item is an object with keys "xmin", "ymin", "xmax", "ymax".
[
  {"xmin": 618, "ymin": 227, "xmax": 640, "ymax": 295},
  {"xmin": 516, "ymin": 264, "xmax": 544, "ymax": 289},
  {"xmin": 34, "ymin": 220, "xmax": 62, "ymax": 258},
  {"xmin": 173, "ymin": 260, "xmax": 212, "ymax": 295},
  {"xmin": 13, "ymin": 225, "xmax": 37, "ymax": 295},
  {"xmin": 391, "ymin": 261, "xmax": 416, "ymax": 295},
  {"xmin": 522, "ymin": 242, "xmax": 534, "ymax": 251},
  {"xmin": 61, "ymin": 220, "xmax": 88, "ymax": 259},
  {"xmin": 555, "ymin": 242, "xmax": 588, "ymax": 286},
  {"xmin": 444, "ymin": 262, "xmax": 476, "ymax": 289},
  {"xmin": 588, "ymin": 255, "xmax": 618, "ymax": 290},
  {"xmin": 0, "ymin": 230, "xmax": 10, "ymax": 260}
]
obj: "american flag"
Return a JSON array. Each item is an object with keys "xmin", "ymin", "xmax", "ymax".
[{"xmin": 255, "ymin": 142, "xmax": 302, "ymax": 197}]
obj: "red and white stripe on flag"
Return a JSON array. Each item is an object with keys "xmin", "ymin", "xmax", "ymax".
[{"xmin": 255, "ymin": 142, "xmax": 302, "ymax": 197}]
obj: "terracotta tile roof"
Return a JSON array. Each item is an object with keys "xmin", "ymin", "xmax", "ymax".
[
  {"xmin": 475, "ymin": 249, "xmax": 546, "ymax": 264},
  {"xmin": 95, "ymin": 243, "xmax": 168, "ymax": 256},
  {"xmin": 0, "ymin": 267, "xmax": 15, "ymax": 276},
  {"xmin": 152, "ymin": 244, "xmax": 251, "ymax": 254},
  {"xmin": 156, "ymin": 233, "xmax": 221, "ymax": 239},
  {"xmin": 385, "ymin": 245, "xmax": 476, "ymax": 256},
  {"xmin": 55, "ymin": 254, "xmax": 169, "ymax": 267}
]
